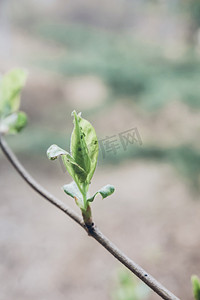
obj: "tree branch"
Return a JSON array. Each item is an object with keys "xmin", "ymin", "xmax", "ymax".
[{"xmin": 0, "ymin": 134, "xmax": 180, "ymax": 300}]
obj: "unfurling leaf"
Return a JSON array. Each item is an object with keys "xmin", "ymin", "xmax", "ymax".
[
  {"xmin": 47, "ymin": 144, "xmax": 71, "ymax": 160},
  {"xmin": 192, "ymin": 275, "xmax": 200, "ymax": 300},
  {"xmin": 63, "ymin": 181, "xmax": 84, "ymax": 209},
  {"xmin": 87, "ymin": 184, "xmax": 115, "ymax": 202}
]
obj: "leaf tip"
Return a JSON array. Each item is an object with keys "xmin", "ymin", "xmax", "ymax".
[
  {"xmin": 71, "ymin": 110, "xmax": 77, "ymax": 117},
  {"xmin": 71, "ymin": 110, "xmax": 82, "ymax": 119},
  {"xmin": 46, "ymin": 144, "xmax": 59, "ymax": 160},
  {"xmin": 104, "ymin": 184, "xmax": 115, "ymax": 196}
]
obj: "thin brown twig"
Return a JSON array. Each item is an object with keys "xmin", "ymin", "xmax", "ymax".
[{"xmin": 0, "ymin": 134, "xmax": 180, "ymax": 300}]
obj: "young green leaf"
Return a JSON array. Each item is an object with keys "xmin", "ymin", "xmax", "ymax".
[
  {"xmin": 74, "ymin": 111, "xmax": 99, "ymax": 183},
  {"xmin": 63, "ymin": 181, "xmax": 84, "ymax": 209},
  {"xmin": 192, "ymin": 276, "xmax": 200, "ymax": 300},
  {"xmin": 71, "ymin": 111, "xmax": 91, "ymax": 181},
  {"xmin": 87, "ymin": 184, "xmax": 115, "ymax": 202}
]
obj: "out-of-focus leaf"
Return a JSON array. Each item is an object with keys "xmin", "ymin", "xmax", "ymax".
[
  {"xmin": 0, "ymin": 69, "xmax": 27, "ymax": 118},
  {"xmin": 8, "ymin": 111, "xmax": 27, "ymax": 134},
  {"xmin": 0, "ymin": 69, "xmax": 28, "ymax": 135},
  {"xmin": 112, "ymin": 268, "xmax": 150, "ymax": 300},
  {"xmin": 192, "ymin": 276, "xmax": 200, "ymax": 300},
  {"xmin": 0, "ymin": 111, "xmax": 27, "ymax": 134},
  {"xmin": 63, "ymin": 181, "xmax": 84, "ymax": 208},
  {"xmin": 87, "ymin": 184, "xmax": 115, "ymax": 202}
]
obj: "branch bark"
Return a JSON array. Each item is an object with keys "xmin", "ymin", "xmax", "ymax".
[{"xmin": 0, "ymin": 134, "xmax": 180, "ymax": 300}]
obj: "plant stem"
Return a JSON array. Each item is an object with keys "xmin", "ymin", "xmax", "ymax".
[
  {"xmin": 0, "ymin": 134, "xmax": 180, "ymax": 300},
  {"xmin": 82, "ymin": 204, "xmax": 93, "ymax": 227}
]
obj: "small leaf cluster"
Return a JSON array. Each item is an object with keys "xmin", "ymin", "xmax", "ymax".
[
  {"xmin": 192, "ymin": 276, "xmax": 200, "ymax": 300},
  {"xmin": 47, "ymin": 111, "xmax": 115, "ymax": 224},
  {"xmin": 0, "ymin": 69, "xmax": 28, "ymax": 135}
]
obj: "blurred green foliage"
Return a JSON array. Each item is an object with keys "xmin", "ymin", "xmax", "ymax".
[
  {"xmin": 182, "ymin": 0, "xmax": 200, "ymax": 32},
  {"xmin": 34, "ymin": 22, "xmax": 200, "ymax": 110},
  {"xmin": 101, "ymin": 143, "xmax": 200, "ymax": 192},
  {"xmin": 192, "ymin": 275, "xmax": 200, "ymax": 300},
  {"xmin": 111, "ymin": 268, "xmax": 150, "ymax": 300},
  {"xmin": 0, "ymin": 69, "xmax": 28, "ymax": 135}
]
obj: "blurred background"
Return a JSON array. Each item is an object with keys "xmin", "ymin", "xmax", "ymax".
[{"xmin": 1, "ymin": 0, "xmax": 200, "ymax": 299}]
